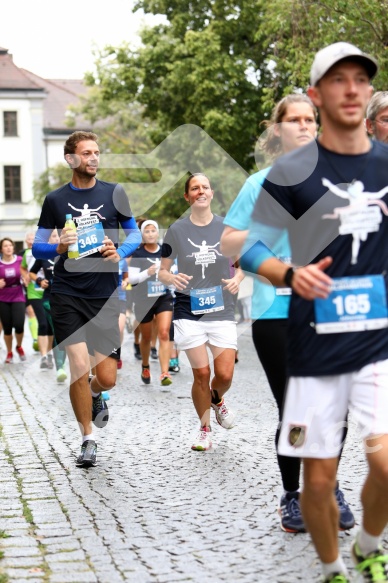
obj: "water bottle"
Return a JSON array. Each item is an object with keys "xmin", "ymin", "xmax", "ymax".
[{"xmin": 65, "ymin": 214, "xmax": 79, "ymax": 259}]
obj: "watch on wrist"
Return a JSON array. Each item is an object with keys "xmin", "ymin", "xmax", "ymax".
[
  {"xmin": 36, "ymin": 277, "xmax": 43, "ymax": 286},
  {"xmin": 284, "ymin": 267, "xmax": 295, "ymax": 288}
]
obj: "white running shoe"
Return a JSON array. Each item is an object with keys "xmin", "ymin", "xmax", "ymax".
[
  {"xmin": 211, "ymin": 398, "xmax": 236, "ymax": 429},
  {"xmin": 191, "ymin": 427, "xmax": 212, "ymax": 451}
]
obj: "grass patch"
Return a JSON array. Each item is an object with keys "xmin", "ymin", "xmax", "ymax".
[
  {"xmin": 21, "ymin": 500, "xmax": 33, "ymax": 524},
  {"xmin": 0, "ymin": 532, "xmax": 10, "ymax": 539},
  {"xmin": 0, "ymin": 574, "xmax": 9, "ymax": 583}
]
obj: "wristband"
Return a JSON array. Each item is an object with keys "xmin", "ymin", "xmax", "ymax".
[{"xmin": 283, "ymin": 267, "xmax": 295, "ymax": 288}]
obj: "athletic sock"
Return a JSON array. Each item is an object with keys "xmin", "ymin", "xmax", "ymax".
[
  {"xmin": 82, "ymin": 433, "xmax": 95, "ymax": 444},
  {"xmin": 357, "ymin": 527, "xmax": 381, "ymax": 556},
  {"xmin": 321, "ymin": 556, "xmax": 348, "ymax": 578},
  {"xmin": 29, "ymin": 317, "xmax": 38, "ymax": 340},
  {"xmin": 211, "ymin": 389, "xmax": 221, "ymax": 404}
]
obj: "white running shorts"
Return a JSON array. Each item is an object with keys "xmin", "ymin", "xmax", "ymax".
[
  {"xmin": 278, "ymin": 359, "xmax": 388, "ymax": 459},
  {"xmin": 173, "ymin": 319, "xmax": 238, "ymax": 351}
]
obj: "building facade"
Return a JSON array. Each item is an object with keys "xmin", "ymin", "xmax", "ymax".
[{"xmin": 0, "ymin": 47, "xmax": 88, "ymax": 248}]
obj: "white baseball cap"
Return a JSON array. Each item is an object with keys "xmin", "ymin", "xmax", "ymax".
[{"xmin": 310, "ymin": 42, "xmax": 378, "ymax": 86}]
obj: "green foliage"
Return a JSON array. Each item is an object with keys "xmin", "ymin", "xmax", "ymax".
[
  {"xmin": 257, "ymin": 0, "xmax": 388, "ymax": 112},
  {"xmin": 34, "ymin": 0, "xmax": 388, "ymax": 223},
  {"xmin": 33, "ymin": 164, "xmax": 71, "ymax": 207}
]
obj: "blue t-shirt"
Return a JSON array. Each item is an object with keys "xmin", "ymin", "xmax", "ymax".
[
  {"xmin": 224, "ymin": 168, "xmax": 290, "ymax": 320},
  {"xmin": 244, "ymin": 139, "xmax": 388, "ymax": 376},
  {"xmin": 36, "ymin": 180, "xmax": 135, "ymax": 298}
]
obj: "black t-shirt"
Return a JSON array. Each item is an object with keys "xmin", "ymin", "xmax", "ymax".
[
  {"xmin": 37, "ymin": 180, "xmax": 133, "ymax": 298},
  {"xmin": 130, "ymin": 245, "xmax": 172, "ymax": 305},
  {"xmin": 252, "ymin": 139, "xmax": 388, "ymax": 376},
  {"xmin": 162, "ymin": 215, "xmax": 236, "ymax": 321},
  {"xmin": 30, "ymin": 258, "xmax": 56, "ymax": 301}
]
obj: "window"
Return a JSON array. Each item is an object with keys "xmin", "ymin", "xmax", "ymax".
[
  {"xmin": 4, "ymin": 166, "xmax": 21, "ymax": 201},
  {"xmin": 3, "ymin": 111, "xmax": 17, "ymax": 136}
]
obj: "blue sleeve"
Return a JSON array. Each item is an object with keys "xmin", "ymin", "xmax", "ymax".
[
  {"xmin": 117, "ymin": 217, "xmax": 142, "ymax": 259},
  {"xmin": 32, "ymin": 227, "xmax": 58, "ymax": 259},
  {"xmin": 240, "ymin": 219, "xmax": 284, "ymax": 275},
  {"xmin": 223, "ymin": 168, "xmax": 270, "ymax": 231}
]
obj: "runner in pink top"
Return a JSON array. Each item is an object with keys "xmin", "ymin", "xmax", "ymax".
[{"xmin": 0, "ymin": 237, "xmax": 26, "ymax": 363}]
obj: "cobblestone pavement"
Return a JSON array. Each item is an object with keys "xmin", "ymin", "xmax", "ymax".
[{"xmin": 0, "ymin": 323, "xmax": 387, "ymax": 583}]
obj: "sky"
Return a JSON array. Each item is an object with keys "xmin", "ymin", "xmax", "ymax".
[{"xmin": 3, "ymin": 0, "xmax": 165, "ymax": 79}]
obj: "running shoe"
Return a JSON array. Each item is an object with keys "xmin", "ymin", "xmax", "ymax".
[
  {"xmin": 134, "ymin": 343, "xmax": 142, "ymax": 360},
  {"xmin": 278, "ymin": 492, "xmax": 306, "ymax": 533},
  {"xmin": 40, "ymin": 356, "xmax": 48, "ymax": 370},
  {"xmin": 117, "ymin": 359, "xmax": 123, "ymax": 370},
  {"xmin": 76, "ymin": 440, "xmax": 97, "ymax": 468},
  {"xmin": 151, "ymin": 347, "xmax": 158, "ymax": 360},
  {"xmin": 191, "ymin": 426, "xmax": 212, "ymax": 451},
  {"xmin": 351, "ymin": 540, "xmax": 388, "ymax": 581},
  {"xmin": 92, "ymin": 393, "xmax": 109, "ymax": 428},
  {"xmin": 5, "ymin": 352, "xmax": 13, "ymax": 364},
  {"xmin": 16, "ymin": 346, "xmax": 26, "ymax": 362},
  {"xmin": 32, "ymin": 339, "xmax": 39, "ymax": 352},
  {"xmin": 141, "ymin": 366, "xmax": 151, "ymax": 385},
  {"xmin": 160, "ymin": 372, "xmax": 173, "ymax": 386},
  {"xmin": 322, "ymin": 574, "xmax": 349, "ymax": 583},
  {"xmin": 335, "ymin": 485, "xmax": 355, "ymax": 530},
  {"xmin": 47, "ymin": 353, "xmax": 54, "ymax": 369},
  {"xmin": 56, "ymin": 368, "xmax": 67, "ymax": 383},
  {"xmin": 101, "ymin": 391, "xmax": 110, "ymax": 401},
  {"xmin": 168, "ymin": 358, "xmax": 180, "ymax": 373},
  {"xmin": 211, "ymin": 398, "xmax": 236, "ymax": 429}
]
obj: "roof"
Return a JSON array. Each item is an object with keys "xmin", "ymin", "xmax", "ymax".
[
  {"xmin": 0, "ymin": 47, "xmax": 44, "ymax": 90},
  {"xmin": 21, "ymin": 69, "xmax": 89, "ymax": 130}
]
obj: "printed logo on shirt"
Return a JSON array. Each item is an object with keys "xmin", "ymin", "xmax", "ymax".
[
  {"xmin": 186, "ymin": 238, "xmax": 222, "ymax": 279},
  {"xmin": 321, "ymin": 178, "xmax": 388, "ymax": 265}
]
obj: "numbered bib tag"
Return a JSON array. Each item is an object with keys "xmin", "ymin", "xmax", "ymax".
[
  {"xmin": 190, "ymin": 285, "xmax": 224, "ymax": 315},
  {"xmin": 76, "ymin": 222, "xmax": 105, "ymax": 259},
  {"xmin": 147, "ymin": 281, "xmax": 166, "ymax": 297},
  {"xmin": 314, "ymin": 275, "xmax": 388, "ymax": 334}
]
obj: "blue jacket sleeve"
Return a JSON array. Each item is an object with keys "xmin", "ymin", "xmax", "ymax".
[
  {"xmin": 116, "ymin": 217, "xmax": 142, "ymax": 258},
  {"xmin": 32, "ymin": 227, "xmax": 58, "ymax": 259}
]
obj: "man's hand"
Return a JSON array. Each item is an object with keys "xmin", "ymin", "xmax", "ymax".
[
  {"xmin": 292, "ymin": 257, "xmax": 333, "ymax": 300},
  {"xmin": 100, "ymin": 236, "xmax": 120, "ymax": 263},
  {"xmin": 57, "ymin": 226, "xmax": 77, "ymax": 255}
]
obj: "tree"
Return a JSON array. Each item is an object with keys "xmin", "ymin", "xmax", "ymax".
[
  {"xmin": 85, "ymin": 0, "xmax": 388, "ymax": 173},
  {"xmin": 35, "ymin": 0, "xmax": 388, "ymax": 222},
  {"xmin": 256, "ymin": 0, "xmax": 388, "ymax": 111},
  {"xmin": 86, "ymin": 0, "xmax": 271, "ymax": 171}
]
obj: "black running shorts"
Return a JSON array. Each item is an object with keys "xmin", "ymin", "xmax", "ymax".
[{"xmin": 50, "ymin": 294, "xmax": 120, "ymax": 359}]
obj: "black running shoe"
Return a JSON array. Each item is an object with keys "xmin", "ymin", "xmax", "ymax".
[
  {"xmin": 151, "ymin": 347, "xmax": 158, "ymax": 360},
  {"xmin": 92, "ymin": 394, "xmax": 109, "ymax": 428},
  {"xmin": 278, "ymin": 492, "xmax": 306, "ymax": 533},
  {"xmin": 335, "ymin": 485, "xmax": 355, "ymax": 530},
  {"xmin": 76, "ymin": 440, "xmax": 97, "ymax": 468},
  {"xmin": 134, "ymin": 343, "xmax": 142, "ymax": 360},
  {"xmin": 141, "ymin": 366, "xmax": 151, "ymax": 384},
  {"xmin": 168, "ymin": 358, "xmax": 180, "ymax": 373}
]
